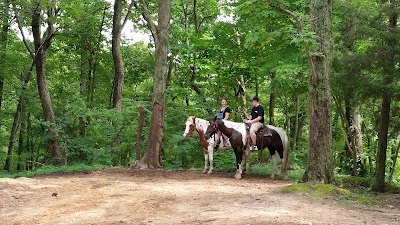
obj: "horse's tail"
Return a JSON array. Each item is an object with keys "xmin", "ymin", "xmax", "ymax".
[{"xmin": 282, "ymin": 132, "xmax": 289, "ymax": 174}]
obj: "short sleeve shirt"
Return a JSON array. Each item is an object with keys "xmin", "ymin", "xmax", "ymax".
[
  {"xmin": 218, "ymin": 107, "xmax": 231, "ymax": 119},
  {"xmin": 251, "ymin": 105, "xmax": 264, "ymax": 123}
]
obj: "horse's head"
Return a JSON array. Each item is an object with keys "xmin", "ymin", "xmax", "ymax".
[
  {"xmin": 204, "ymin": 118, "xmax": 218, "ymax": 140},
  {"xmin": 183, "ymin": 116, "xmax": 196, "ymax": 138}
]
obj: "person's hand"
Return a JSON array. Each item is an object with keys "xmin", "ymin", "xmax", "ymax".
[{"xmin": 244, "ymin": 119, "xmax": 251, "ymax": 124}]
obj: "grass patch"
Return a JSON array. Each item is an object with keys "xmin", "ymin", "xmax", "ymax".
[
  {"xmin": 283, "ymin": 182, "xmax": 378, "ymax": 205},
  {"xmin": 334, "ymin": 176, "xmax": 373, "ymax": 193},
  {"xmin": 0, "ymin": 164, "xmax": 110, "ymax": 178},
  {"xmin": 249, "ymin": 163, "xmax": 304, "ymax": 180}
]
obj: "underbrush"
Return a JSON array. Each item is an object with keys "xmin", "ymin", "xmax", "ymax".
[
  {"xmin": 0, "ymin": 164, "xmax": 109, "ymax": 178},
  {"xmin": 335, "ymin": 176, "xmax": 400, "ymax": 194}
]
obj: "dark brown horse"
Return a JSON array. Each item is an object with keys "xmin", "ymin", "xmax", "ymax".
[
  {"xmin": 204, "ymin": 119, "xmax": 248, "ymax": 179},
  {"xmin": 204, "ymin": 119, "xmax": 289, "ymax": 179}
]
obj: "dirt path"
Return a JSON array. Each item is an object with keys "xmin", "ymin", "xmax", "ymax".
[{"xmin": 0, "ymin": 168, "xmax": 399, "ymax": 225}]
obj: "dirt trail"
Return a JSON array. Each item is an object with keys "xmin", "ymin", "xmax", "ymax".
[{"xmin": 0, "ymin": 168, "xmax": 399, "ymax": 225}]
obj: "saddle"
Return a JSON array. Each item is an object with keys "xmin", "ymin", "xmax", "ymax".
[
  {"xmin": 245, "ymin": 124, "xmax": 272, "ymax": 148},
  {"xmin": 245, "ymin": 124, "xmax": 272, "ymax": 137},
  {"xmin": 256, "ymin": 125, "xmax": 272, "ymax": 137}
]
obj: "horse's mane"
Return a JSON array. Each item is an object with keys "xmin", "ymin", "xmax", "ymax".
[
  {"xmin": 220, "ymin": 119, "xmax": 243, "ymax": 127},
  {"xmin": 187, "ymin": 116, "xmax": 209, "ymax": 132}
]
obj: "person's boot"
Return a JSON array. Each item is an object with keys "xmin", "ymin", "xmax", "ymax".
[
  {"xmin": 215, "ymin": 140, "xmax": 221, "ymax": 150},
  {"xmin": 250, "ymin": 145, "xmax": 259, "ymax": 151}
]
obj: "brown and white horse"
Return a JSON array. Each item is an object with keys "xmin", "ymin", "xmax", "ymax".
[
  {"xmin": 183, "ymin": 116, "xmax": 233, "ymax": 174},
  {"xmin": 204, "ymin": 119, "xmax": 289, "ymax": 179}
]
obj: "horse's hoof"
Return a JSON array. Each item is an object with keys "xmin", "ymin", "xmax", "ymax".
[
  {"xmin": 207, "ymin": 170, "xmax": 213, "ymax": 174},
  {"xmin": 234, "ymin": 173, "xmax": 242, "ymax": 179},
  {"xmin": 202, "ymin": 169, "xmax": 207, "ymax": 174}
]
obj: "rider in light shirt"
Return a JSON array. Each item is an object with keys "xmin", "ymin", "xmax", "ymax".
[{"xmin": 216, "ymin": 97, "xmax": 231, "ymax": 148}]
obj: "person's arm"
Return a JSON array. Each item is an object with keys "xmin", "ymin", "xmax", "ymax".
[
  {"xmin": 224, "ymin": 113, "xmax": 230, "ymax": 120},
  {"xmin": 246, "ymin": 116, "xmax": 261, "ymax": 123},
  {"xmin": 224, "ymin": 107, "xmax": 231, "ymax": 120}
]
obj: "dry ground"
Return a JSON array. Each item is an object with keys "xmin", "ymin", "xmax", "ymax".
[{"xmin": 1, "ymin": 168, "xmax": 399, "ymax": 225}]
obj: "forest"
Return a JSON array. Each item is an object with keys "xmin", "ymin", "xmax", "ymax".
[{"xmin": 0, "ymin": 0, "xmax": 399, "ymax": 195}]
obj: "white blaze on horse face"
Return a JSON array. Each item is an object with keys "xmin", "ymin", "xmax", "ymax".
[{"xmin": 183, "ymin": 120, "xmax": 192, "ymax": 137}]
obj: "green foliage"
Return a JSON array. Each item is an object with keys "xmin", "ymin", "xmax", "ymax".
[
  {"xmin": 284, "ymin": 183, "xmax": 378, "ymax": 205},
  {"xmin": 0, "ymin": 164, "xmax": 109, "ymax": 178}
]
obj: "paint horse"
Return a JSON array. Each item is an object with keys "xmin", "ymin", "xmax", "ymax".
[
  {"xmin": 204, "ymin": 119, "xmax": 289, "ymax": 179},
  {"xmin": 183, "ymin": 116, "xmax": 233, "ymax": 174}
]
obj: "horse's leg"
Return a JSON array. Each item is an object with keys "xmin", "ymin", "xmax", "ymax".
[
  {"xmin": 281, "ymin": 153, "xmax": 288, "ymax": 180},
  {"xmin": 271, "ymin": 153, "xmax": 278, "ymax": 179},
  {"xmin": 208, "ymin": 147, "xmax": 214, "ymax": 174},
  {"xmin": 234, "ymin": 148, "xmax": 243, "ymax": 179},
  {"xmin": 248, "ymin": 150, "xmax": 252, "ymax": 174},
  {"xmin": 203, "ymin": 151, "xmax": 209, "ymax": 174}
]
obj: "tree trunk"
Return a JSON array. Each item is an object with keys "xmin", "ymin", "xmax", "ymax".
[
  {"xmin": 111, "ymin": 0, "xmax": 134, "ymax": 149},
  {"xmin": 4, "ymin": 101, "xmax": 22, "ymax": 171},
  {"xmin": 372, "ymin": 0, "xmax": 397, "ymax": 192},
  {"xmin": 111, "ymin": 0, "xmax": 124, "ymax": 111},
  {"xmin": 302, "ymin": 0, "xmax": 333, "ymax": 183},
  {"xmin": 137, "ymin": 0, "xmax": 171, "ymax": 169},
  {"xmin": 90, "ymin": 4, "xmax": 107, "ymax": 105},
  {"xmin": 389, "ymin": 139, "xmax": 400, "ymax": 184},
  {"xmin": 17, "ymin": 103, "xmax": 26, "ymax": 171},
  {"xmin": 351, "ymin": 105, "xmax": 365, "ymax": 176},
  {"xmin": 373, "ymin": 93, "xmax": 391, "ymax": 192},
  {"xmin": 292, "ymin": 95, "xmax": 300, "ymax": 151},
  {"xmin": 238, "ymin": 75, "xmax": 248, "ymax": 118},
  {"xmin": 0, "ymin": 79, "xmax": 3, "ymax": 112},
  {"xmin": 255, "ymin": 73, "xmax": 259, "ymax": 97},
  {"xmin": 32, "ymin": 3, "xmax": 62, "ymax": 163},
  {"xmin": 269, "ymin": 93, "xmax": 275, "ymax": 126},
  {"xmin": 269, "ymin": 73, "xmax": 275, "ymax": 125},
  {"xmin": 79, "ymin": 52, "xmax": 87, "ymax": 136},
  {"xmin": 344, "ymin": 100, "xmax": 357, "ymax": 176},
  {"xmin": 135, "ymin": 105, "xmax": 145, "ymax": 165},
  {"xmin": 111, "ymin": 0, "xmax": 123, "ymax": 153},
  {"xmin": 0, "ymin": 0, "xmax": 10, "ymax": 112},
  {"xmin": 26, "ymin": 112, "xmax": 33, "ymax": 170}
]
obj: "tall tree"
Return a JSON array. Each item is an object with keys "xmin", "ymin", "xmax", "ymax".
[
  {"xmin": 136, "ymin": 0, "xmax": 171, "ymax": 168},
  {"xmin": 372, "ymin": 0, "xmax": 398, "ymax": 192},
  {"xmin": 4, "ymin": 102, "xmax": 21, "ymax": 171},
  {"xmin": 111, "ymin": 0, "xmax": 134, "ymax": 150},
  {"xmin": 0, "ymin": 0, "xmax": 10, "ymax": 112},
  {"xmin": 111, "ymin": 0, "xmax": 134, "ymax": 110},
  {"xmin": 31, "ymin": 1, "xmax": 62, "ymax": 163},
  {"xmin": 302, "ymin": 0, "xmax": 334, "ymax": 183}
]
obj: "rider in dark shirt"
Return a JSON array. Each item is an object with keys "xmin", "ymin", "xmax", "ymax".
[{"xmin": 244, "ymin": 96, "xmax": 264, "ymax": 150}]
